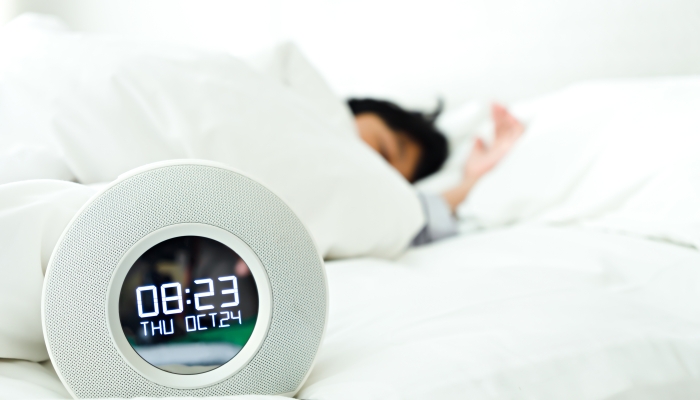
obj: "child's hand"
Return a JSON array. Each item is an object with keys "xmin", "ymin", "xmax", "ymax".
[
  {"xmin": 442, "ymin": 103, "xmax": 524, "ymax": 213},
  {"xmin": 463, "ymin": 103, "xmax": 524, "ymax": 182}
]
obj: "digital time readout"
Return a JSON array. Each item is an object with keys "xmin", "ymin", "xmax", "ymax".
[
  {"xmin": 119, "ymin": 236, "xmax": 259, "ymax": 375},
  {"xmin": 135, "ymin": 276, "xmax": 242, "ymax": 337}
]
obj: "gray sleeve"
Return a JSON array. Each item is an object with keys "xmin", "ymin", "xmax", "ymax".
[{"xmin": 411, "ymin": 192, "xmax": 459, "ymax": 246}]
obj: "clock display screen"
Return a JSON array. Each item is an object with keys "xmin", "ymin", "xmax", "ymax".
[{"xmin": 119, "ymin": 236, "xmax": 259, "ymax": 375}]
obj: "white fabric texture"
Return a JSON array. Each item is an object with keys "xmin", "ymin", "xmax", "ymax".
[
  {"xmin": 0, "ymin": 145, "xmax": 75, "ymax": 185},
  {"xmin": 459, "ymin": 77, "xmax": 700, "ymax": 249},
  {"xmin": 0, "ymin": 357, "xmax": 285, "ymax": 400},
  {"xmin": 0, "ymin": 360, "xmax": 71, "ymax": 399},
  {"xmin": 0, "ymin": 180, "xmax": 95, "ymax": 361},
  {"xmin": 299, "ymin": 226, "xmax": 700, "ymax": 400},
  {"xmin": 0, "ymin": 17, "xmax": 424, "ymax": 259},
  {"xmin": 418, "ymin": 77, "xmax": 700, "ymax": 250},
  {"xmin": 5, "ymin": 226, "xmax": 700, "ymax": 399}
]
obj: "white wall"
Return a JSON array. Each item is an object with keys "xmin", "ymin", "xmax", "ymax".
[{"xmin": 4, "ymin": 0, "xmax": 700, "ymax": 108}]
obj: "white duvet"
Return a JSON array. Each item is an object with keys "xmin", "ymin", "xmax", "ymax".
[
  {"xmin": 3, "ymin": 14, "xmax": 700, "ymax": 400},
  {"xmin": 0, "ymin": 14, "xmax": 424, "ymax": 261}
]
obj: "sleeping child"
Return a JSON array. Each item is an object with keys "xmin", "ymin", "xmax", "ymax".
[{"xmin": 349, "ymin": 99, "xmax": 524, "ymax": 245}]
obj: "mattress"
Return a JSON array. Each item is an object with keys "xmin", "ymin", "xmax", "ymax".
[
  {"xmin": 6, "ymin": 225, "xmax": 700, "ymax": 399},
  {"xmin": 299, "ymin": 226, "xmax": 700, "ymax": 399}
]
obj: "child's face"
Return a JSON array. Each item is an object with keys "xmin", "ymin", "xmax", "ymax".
[{"xmin": 354, "ymin": 112, "xmax": 422, "ymax": 182}]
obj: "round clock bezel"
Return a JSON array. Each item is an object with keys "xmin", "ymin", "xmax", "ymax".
[{"xmin": 106, "ymin": 223, "xmax": 272, "ymax": 389}]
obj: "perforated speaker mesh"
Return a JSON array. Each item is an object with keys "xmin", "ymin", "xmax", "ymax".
[{"xmin": 44, "ymin": 164, "xmax": 326, "ymax": 397}]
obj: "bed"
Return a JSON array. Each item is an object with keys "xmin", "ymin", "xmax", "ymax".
[
  {"xmin": 2, "ymin": 13, "xmax": 700, "ymax": 400},
  {"xmin": 303, "ymin": 226, "xmax": 700, "ymax": 399},
  {"xmin": 4, "ymin": 226, "xmax": 700, "ymax": 399}
]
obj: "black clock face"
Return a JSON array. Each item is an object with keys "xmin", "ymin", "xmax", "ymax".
[{"xmin": 118, "ymin": 236, "xmax": 259, "ymax": 375}]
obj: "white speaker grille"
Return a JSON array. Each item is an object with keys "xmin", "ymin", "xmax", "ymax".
[{"xmin": 44, "ymin": 164, "xmax": 326, "ymax": 397}]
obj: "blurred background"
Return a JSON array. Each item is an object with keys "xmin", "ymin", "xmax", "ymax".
[{"xmin": 2, "ymin": 0, "xmax": 700, "ymax": 108}]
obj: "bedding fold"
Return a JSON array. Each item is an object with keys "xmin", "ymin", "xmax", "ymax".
[
  {"xmin": 453, "ymin": 78, "xmax": 700, "ymax": 249},
  {"xmin": 0, "ymin": 180, "xmax": 95, "ymax": 361}
]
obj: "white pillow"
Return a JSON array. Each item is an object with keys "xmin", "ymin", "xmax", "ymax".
[
  {"xmin": 458, "ymin": 77, "xmax": 700, "ymax": 248},
  {"xmin": 0, "ymin": 145, "xmax": 75, "ymax": 185},
  {"xmin": 0, "ymin": 180, "xmax": 95, "ymax": 362},
  {"xmin": 0, "ymin": 20, "xmax": 424, "ymax": 259}
]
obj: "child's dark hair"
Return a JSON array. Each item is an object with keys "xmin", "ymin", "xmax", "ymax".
[{"xmin": 347, "ymin": 98, "xmax": 448, "ymax": 182}]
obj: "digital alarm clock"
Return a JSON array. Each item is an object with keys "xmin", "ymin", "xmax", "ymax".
[{"xmin": 42, "ymin": 160, "xmax": 327, "ymax": 398}]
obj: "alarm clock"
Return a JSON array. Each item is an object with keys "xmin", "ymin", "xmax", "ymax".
[{"xmin": 42, "ymin": 160, "xmax": 327, "ymax": 398}]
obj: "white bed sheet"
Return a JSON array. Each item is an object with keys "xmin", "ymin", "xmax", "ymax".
[
  {"xmin": 299, "ymin": 226, "xmax": 700, "ymax": 399},
  {"xmin": 0, "ymin": 358, "xmax": 288, "ymax": 400},
  {"xmin": 4, "ymin": 227, "xmax": 700, "ymax": 399}
]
